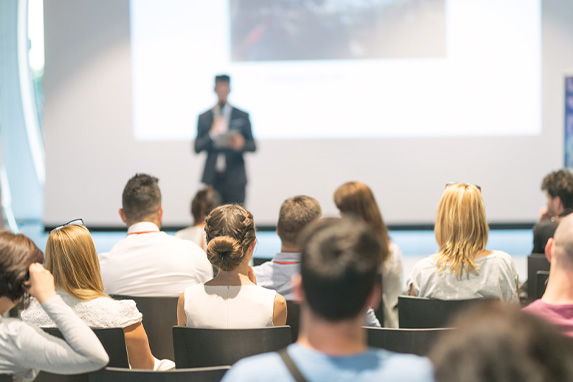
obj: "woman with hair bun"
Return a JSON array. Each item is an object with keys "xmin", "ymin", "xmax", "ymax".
[{"xmin": 177, "ymin": 205, "xmax": 287, "ymax": 328}]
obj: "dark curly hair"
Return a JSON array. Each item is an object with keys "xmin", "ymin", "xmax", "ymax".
[
  {"xmin": 204, "ymin": 205, "xmax": 256, "ymax": 271},
  {"xmin": 542, "ymin": 169, "xmax": 573, "ymax": 210},
  {"xmin": 0, "ymin": 230, "xmax": 44, "ymax": 309}
]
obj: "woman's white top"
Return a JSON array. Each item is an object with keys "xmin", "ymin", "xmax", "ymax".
[
  {"xmin": 406, "ymin": 250, "xmax": 519, "ymax": 303},
  {"xmin": 174, "ymin": 226, "xmax": 206, "ymax": 250},
  {"xmin": 183, "ymin": 284, "xmax": 276, "ymax": 328},
  {"xmin": 382, "ymin": 242, "xmax": 403, "ymax": 328},
  {"xmin": 22, "ymin": 290, "xmax": 142, "ymax": 328},
  {"xmin": 0, "ymin": 295, "xmax": 108, "ymax": 382}
]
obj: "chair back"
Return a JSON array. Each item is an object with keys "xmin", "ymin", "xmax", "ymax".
[
  {"xmin": 527, "ymin": 254, "xmax": 550, "ymax": 303},
  {"xmin": 285, "ymin": 301, "xmax": 300, "ymax": 342},
  {"xmin": 35, "ymin": 327, "xmax": 127, "ymax": 382},
  {"xmin": 88, "ymin": 366, "xmax": 230, "ymax": 382},
  {"xmin": 536, "ymin": 270, "xmax": 550, "ymax": 300},
  {"xmin": 366, "ymin": 327, "xmax": 452, "ymax": 356},
  {"xmin": 110, "ymin": 294, "xmax": 178, "ymax": 360},
  {"xmin": 173, "ymin": 326, "xmax": 292, "ymax": 368},
  {"xmin": 0, "ymin": 374, "xmax": 13, "ymax": 382},
  {"xmin": 398, "ymin": 296, "xmax": 498, "ymax": 328},
  {"xmin": 252, "ymin": 257, "xmax": 270, "ymax": 266}
]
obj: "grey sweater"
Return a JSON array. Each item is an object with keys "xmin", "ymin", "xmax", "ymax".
[{"xmin": 0, "ymin": 295, "xmax": 109, "ymax": 381}]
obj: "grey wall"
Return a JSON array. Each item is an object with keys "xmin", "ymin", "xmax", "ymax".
[{"xmin": 43, "ymin": 0, "xmax": 573, "ymax": 227}]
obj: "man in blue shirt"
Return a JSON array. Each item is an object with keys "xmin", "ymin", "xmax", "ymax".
[{"xmin": 222, "ymin": 218, "xmax": 434, "ymax": 382}]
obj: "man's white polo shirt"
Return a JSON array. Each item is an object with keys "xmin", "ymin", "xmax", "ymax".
[{"xmin": 99, "ymin": 222, "xmax": 213, "ymax": 297}]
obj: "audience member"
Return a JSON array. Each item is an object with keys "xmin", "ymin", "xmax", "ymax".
[
  {"xmin": 178, "ymin": 204, "xmax": 287, "ymax": 328},
  {"xmin": 431, "ymin": 303, "xmax": 573, "ymax": 382},
  {"xmin": 524, "ymin": 214, "xmax": 573, "ymax": 336},
  {"xmin": 334, "ymin": 181, "xmax": 403, "ymax": 327},
  {"xmin": 175, "ymin": 186, "xmax": 220, "ymax": 250},
  {"xmin": 221, "ymin": 218, "xmax": 433, "ymax": 382},
  {"xmin": 99, "ymin": 174, "xmax": 212, "ymax": 296},
  {"xmin": 532, "ymin": 169, "xmax": 573, "ymax": 254},
  {"xmin": 0, "ymin": 230, "xmax": 108, "ymax": 381},
  {"xmin": 253, "ymin": 195, "xmax": 380, "ymax": 327},
  {"xmin": 254, "ymin": 195, "xmax": 321, "ymax": 300},
  {"xmin": 407, "ymin": 183, "xmax": 519, "ymax": 302},
  {"xmin": 22, "ymin": 223, "xmax": 174, "ymax": 370}
]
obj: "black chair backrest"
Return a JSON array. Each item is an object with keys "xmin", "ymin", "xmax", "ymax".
[
  {"xmin": 285, "ymin": 301, "xmax": 300, "ymax": 342},
  {"xmin": 252, "ymin": 257, "xmax": 271, "ymax": 266},
  {"xmin": 0, "ymin": 374, "xmax": 13, "ymax": 382},
  {"xmin": 527, "ymin": 254, "xmax": 550, "ymax": 303},
  {"xmin": 88, "ymin": 366, "xmax": 230, "ymax": 382},
  {"xmin": 42, "ymin": 327, "xmax": 128, "ymax": 368},
  {"xmin": 366, "ymin": 327, "xmax": 453, "ymax": 356},
  {"xmin": 536, "ymin": 270, "xmax": 550, "ymax": 300},
  {"xmin": 173, "ymin": 326, "xmax": 292, "ymax": 368},
  {"xmin": 398, "ymin": 296, "xmax": 499, "ymax": 328},
  {"xmin": 35, "ymin": 327, "xmax": 125, "ymax": 382},
  {"xmin": 110, "ymin": 294, "xmax": 178, "ymax": 360}
]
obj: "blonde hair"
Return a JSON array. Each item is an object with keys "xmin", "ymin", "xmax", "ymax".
[
  {"xmin": 334, "ymin": 181, "xmax": 390, "ymax": 263},
  {"xmin": 435, "ymin": 183, "xmax": 488, "ymax": 278},
  {"xmin": 45, "ymin": 225, "xmax": 107, "ymax": 301}
]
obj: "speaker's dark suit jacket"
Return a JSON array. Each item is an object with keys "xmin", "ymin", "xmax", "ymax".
[{"xmin": 194, "ymin": 106, "xmax": 256, "ymax": 188}]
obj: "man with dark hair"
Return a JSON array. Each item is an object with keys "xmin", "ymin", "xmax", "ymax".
[
  {"xmin": 99, "ymin": 174, "xmax": 212, "ymax": 296},
  {"xmin": 532, "ymin": 169, "xmax": 573, "ymax": 253},
  {"xmin": 222, "ymin": 218, "xmax": 433, "ymax": 381},
  {"xmin": 253, "ymin": 195, "xmax": 321, "ymax": 300},
  {"xmin": 194, "ymin": 74, "xmax": 256, "ymax": 205}
]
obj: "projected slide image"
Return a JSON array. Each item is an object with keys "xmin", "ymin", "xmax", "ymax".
[{"xmin": 230, "ymin": 0, "xmax": 446, "ymax": 62}]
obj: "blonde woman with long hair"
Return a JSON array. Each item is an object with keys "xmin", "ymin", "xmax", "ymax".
[
  {"xmin": 407, "ymin": 183, "xmax": 518, "ymax": 302},
  {"xmin": 334, "ymin": 181, "xmax": 403, "ymax": 327},
  {"xmin": 22, "ymin": 221, "xmax": 173, "ymax": 370}
]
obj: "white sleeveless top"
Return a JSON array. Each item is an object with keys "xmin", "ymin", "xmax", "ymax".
[{"xmin": 183, "ymin": 284, "xmax": 276, "ymax": 328}]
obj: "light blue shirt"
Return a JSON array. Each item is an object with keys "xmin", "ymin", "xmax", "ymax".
[
  {"xmin": 253, "ymin": 253, "xmax": 381, "ymax": 327},
  {"xmin": 221, "ymin": 343, "xmax": 434, "ymax": 382}
]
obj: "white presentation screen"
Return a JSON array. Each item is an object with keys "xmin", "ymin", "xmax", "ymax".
[
  {"xmin": 44, "ymin": 0, "xmax": 570, "ymax": 228},
  {"xmin": 131, "ymin": 0, "xmax": 541, "ymax": 141}
]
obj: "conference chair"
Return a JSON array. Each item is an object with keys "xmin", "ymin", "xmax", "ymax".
[
  {"xmin": 536, "ymin": 270, "xmax": 550, "ymax": 300},
  {"xmin": 88, "ymin": 366, "xmax": 230, "ymax": 382},
  {"xmin": 173, "ymin": 326, "xmax": 292, "ymax": 368},
  {"xmin": 110, "ymin": 294, "xmax": 178, "ymax": 360},
  {"xmin": 398, "ymin": 296, "xmax": 499, "ymax": 328},
  {"xmin": 35, "ymin": 327, "xmax": 128, "ymax": 382},
  {"xmin": 0, "ymin": 374, "xmax": 13, "ymax": 382},
  {"xmin": 252, "ymin": 257, "xmax": 271, "ymax": 266},
  {"xmin": 286, "ymin": 301, "xmax": 301, "ymax": 342},
  {"xmin": 527, "ymin": 253, "xmax": 550, "ymax": 303},
  {"xmin": 365, "ymin": 327, "xmax": 453, "ymax": 356}
]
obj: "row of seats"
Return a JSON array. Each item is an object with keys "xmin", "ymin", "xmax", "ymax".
[{"xmin": 31, "ymin": 324, "xmax": 453, "ymax": 382}]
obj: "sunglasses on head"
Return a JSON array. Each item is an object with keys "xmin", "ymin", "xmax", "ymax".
[{"xmin": 50, "ymin": 218, "xmax": 85, "ymax": 233}]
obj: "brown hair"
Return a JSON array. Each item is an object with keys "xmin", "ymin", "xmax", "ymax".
[
  {"xmin": 205, "ymin": 205, "xmax": 256, "ymax": 271},
  {"xmin": 45, "ymin": 225, "xmax": 107, "ymax": 301},
  {"xmin": 0, "ymin": 230, "xmax": 44, "ymax": 308},
  {"xmin": 299, "ymin": 218, "xmax": 382, "ymax": 321},
  {"xmin": 122, "ymin": 173, "xmax": 161, "ymax": 222},
  {"xmin": 542, "ymin": 169, "xmax": 573, "ymax": 210},
  {"xmin": 435, "ymin": 183, "xmax": 488, "ymax": 278},
  {"xmin": 430, "ymin": 304, "xmax": 573, "ymax": 382},
  {"xmin": 191, "ymin": 187, "xmax": 220, "ymax": 225},
  {"xmin": 334, "ymin": 181, "xmax": 390, "ymax": 263},
  {"xmin": 277, "ymin": 195, "xmax": 321, "ymax": 245}
]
